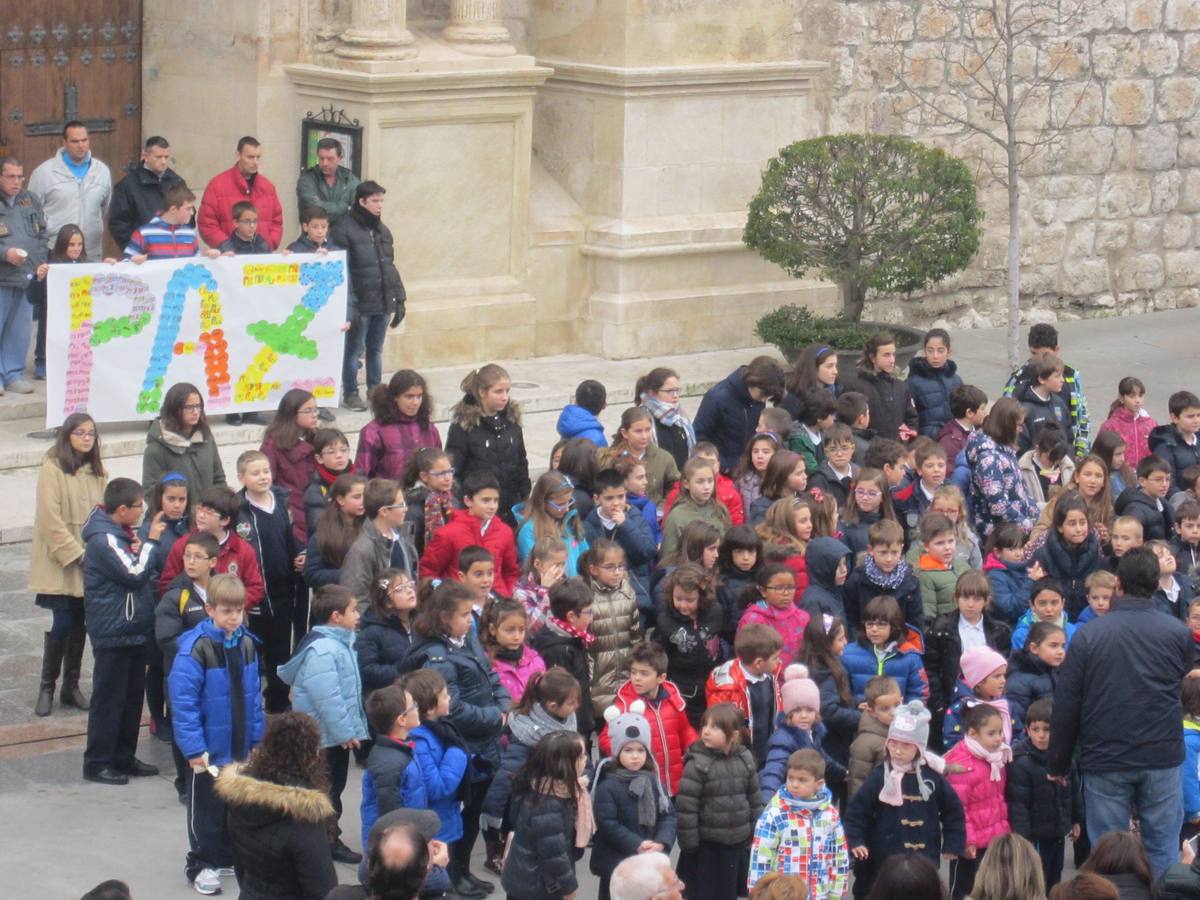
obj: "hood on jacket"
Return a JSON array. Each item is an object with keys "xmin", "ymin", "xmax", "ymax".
[
  {"xmin": 1150, "ymin": 423, "xmax": 1191, "ymax": 451},
  {"xmin": 556, "ymin": 404, "xmax": 604, "ymax": 437},
  {"xmin": 983, "ymin": 552, "xmax": 1026, "ymax": 574},
  {"xmin": 908, "ymin": 357, "xmax": 959, "ymax": 380},
  {"xmin": 147, "ymin": 418, "xmax": 207, "ymax": 454},
  {"xmin": 277, "ymin": 625, "xmax": 355, "ymax": 685},
  {"xmin": 1016, "ymin": 381, "xmax": 1059, "ymax": 407},
  {"xmin": 721, "ymin": 367, "xmax": 753, "ymax": 404},
  {"xmin": 1116, "ymin": 485, "xmax": 1161, "ymax": 517},
  {"xmin": 452, "ymin": 393, "xmax": 523, "ymax": 430},
  {"xmin": 81, "ymin": 505, "xmax": 126, "ymax": 544},
  {"xmin": 215, "ymin": 764, "xmax": 334, "ymax": 823},
  {"xmin": 773, "ymin": 784, "xmax": 835, "ymax": 812},
  {"xmin": 806, "ymin": 537, "xmax": 852, "ymax": 589},
  {"xmin": 1010, "ymin": 647, "xmax": 1054, "ymax": 678}
]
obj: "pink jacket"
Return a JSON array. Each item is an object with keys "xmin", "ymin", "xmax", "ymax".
[
  {"xmin": 355, "ymin": 418, "xmax": 442, "ymax": 482},
  {"xmin": 1099, "ymin": 407, "xmax": 1159, "ymax": 468},
  {"xmin": 490, "ymin": 644, "xmax": 546, "ymax": 705},
  {"xmin": 944, "ymin": 741, "xmax": 1011, "ymax": 851},
  {"xmin": 737, "ymin": 601, "xmax": 810, "ymax": 669}
]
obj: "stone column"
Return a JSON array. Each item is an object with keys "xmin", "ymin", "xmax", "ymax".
[
  {"xmin": 442, "ymin": 0, "xmax": 515, "ymax": 57},
  {"xmin": 336, "ymin": 0, "xmax": 416, "ymax": 61}
]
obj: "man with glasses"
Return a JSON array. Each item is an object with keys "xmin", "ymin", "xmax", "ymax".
[
  {"xmin": 28, "ymin": 121, "xmax": 112, "ymax": 257},
  {"xmin": 0, "ymin": 157, "xmax": 46, "ymax": 394},
  {"xmin": 610, "ymin": 851, "xmax": 685, "ymax": 900}
]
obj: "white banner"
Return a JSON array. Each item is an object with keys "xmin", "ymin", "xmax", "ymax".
[{"xmin": 46, "ymin": 252, "xmax": 349, "ymax": 426}]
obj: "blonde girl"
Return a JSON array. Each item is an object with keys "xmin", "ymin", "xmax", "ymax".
[
  {"xmin": 602, "ymin": 406, "xmax": 681, "ymax": 505},
  {"xmin": 928, "ymin": 485, "xmax": 982, "ymax": 569},
  {"xmin": 757, "ymin": 496, "xmax": 819, "ymax": 599},
  {"xmin": 841, "ymin": 467, "xmax": 897, "ymax": 558},
  {"xmin": 445, "ymin": 363, "xmax": 530, "ymax": 526},
  {"xmin": 515, "ymin": 470, "xmax": 589, "ymax": 576}
]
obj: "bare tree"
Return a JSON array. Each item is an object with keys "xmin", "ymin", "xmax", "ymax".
[{"xmin": 891, "ymin": 0, "xmax": 1096, "ymax": 367}]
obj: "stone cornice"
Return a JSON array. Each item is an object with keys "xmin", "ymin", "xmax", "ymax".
[
  {"xmin": 284, "ymin": 61, "xmax": 553, "ymax": 101},
  {"xmin": 537, "ymin": 58, "xmax": 828, "ymax": 97}
]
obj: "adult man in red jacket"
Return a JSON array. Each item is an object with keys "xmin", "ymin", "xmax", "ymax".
[{"xmin": 197, "ymin": 136, "xmax": 283, "ymax": 250}]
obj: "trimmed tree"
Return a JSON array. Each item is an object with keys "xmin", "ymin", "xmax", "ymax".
[{"xmin": 744, "ymin": 133, "xmax": 982, "ymax": 323}]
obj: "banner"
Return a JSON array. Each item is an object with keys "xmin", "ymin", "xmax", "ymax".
[{"xmin": 46, "ymin": 252, "xmax": 349, "ymax": 427}]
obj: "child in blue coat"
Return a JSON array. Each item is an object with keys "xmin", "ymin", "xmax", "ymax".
[
  {"xmin": 982, "ymin": 523, "xmax": 1032, "ymax": 625},
  {"xmin": 277, "ymin": 584, "xmax": 370, "ymax": 864},
  {"xmin": 556, "ymin": 380, "xmax": 608, "ymax": 447},
  {"xmin": 360, "ymin": 684, "xmax": 426, "ymax": 842},
  {"xmin": 169, "ymin": 574, "xmax": 265, "ymax": 894},
  {"xmin": 1183, "ymin": 676, "xmax": 1200, "ymax": 836},
  {"xmin": 401, "ymin": 669, "xmax": 471, "ymax": 842},
  {"xmin": 1010, "ymin": 579, "xmax": 1077, "ymax": 652},
  {"xmin": 841, "ymin": 594, "xmax": 928, "ymax": 705},
  {"xmin": 758, "ymin": 665, "xmax": 847, "ymax": 803}
]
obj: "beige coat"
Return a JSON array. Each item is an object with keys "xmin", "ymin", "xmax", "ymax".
[
  {"xmin": 588, "ymin": 576, "xmax": 643, "ymax": 717},
  {"xmin": 29, "ymin": 455, "xmax": 106, "ymax": 598}
]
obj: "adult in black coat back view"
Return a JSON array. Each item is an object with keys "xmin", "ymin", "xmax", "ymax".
[
  {"xmin": 1048, "ymin": 547, "xmax": 1195, "ymax": 882},
  {"xmin": 108, "ymin": 139, "xmax": 187, "ymax": 247},
  {"xmin": 840, "ymin": 335, "xmax": 918, "ymax": 442},
  {"xmin": 693, "ymin": 358, "xmax": 785, "ymax": 474}
]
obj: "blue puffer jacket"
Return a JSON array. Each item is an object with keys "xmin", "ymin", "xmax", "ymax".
[
  {"xmin": 410, "ymin": 719, "xmax": 470, "ymax": 842},
  {"xmin": 169, "ymin": 619, "xmax": 266, "ymax": 765},
  {"xmin": 556, "ymin": 404, "xmax": 608, "ymax": 447},
  {"xmin": 627, "ymin": 492, "xmax": 663, "ymax": 546},
  {"xmin": 356, "ymin": 607, "xmax": 414, "ymax": 692},
  {"xmin": 841, "ymin": 636, "xmax": 927, "ymax": 704},
  {"xmin": 984, "ymin": 554, "xmax": 1031, "ymax": 625},
  {"xmin": 907, "ymin": 358, "xmax": 964, "ymax": 438},
  {"xmin": 584, "ymin": 506, "xmax": 657, "ymax": 613},
  {"xmin": 277, "ymin": 625, "xmax": 369, "ymax": 748},
  {"xmin": 401, "ymin": 633, "xmax": 511, "ymax": 773},
  {"xmin": 589, "ymin": 760, "xmax": 677, "ymax": 879},
  {"xmin": 802, "ymin": 537, "xmax": 853, "ymax": 623},
  {"xmin": 360, "ymin": 735, "xmax": 428, "ymax": 848},
  {"xmin": 1031, "ymin": 530, "xmax": 1105, "ymax": 620},
  {"xmin": 758, "ymin": 715, "xmax": 847, "ymax": 803},
  {"xmin": 1006, "ymin": 648, "xmax": 1057, "ymax": 738},
  {"xmin": 1185, "ymin": 720, "xmax": 1200, "ymax": 820},
  {"xmin": 694, "ymin": 367, "xmax": 768, "ymax": 474},
  {"xmin": 514, "ymin": 503, "xmax": 589, "ymax": 577},
  {"xmin": 82, "ymin": 507, "xmax": 159, "ymax": 649}
]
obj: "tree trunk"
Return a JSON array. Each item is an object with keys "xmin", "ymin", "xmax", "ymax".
[
  {"xmin": 842, "ymin": 281, "xmax": 867, "ymax": 321},
  {"xmin": 1006, "ymin": 146, "xmax": 1021, "ymax": 369}
]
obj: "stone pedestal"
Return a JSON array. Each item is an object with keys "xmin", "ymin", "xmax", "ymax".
[
  {"xmin": 286, "ymin": 53, "xmax": 551, "ymax": 367},
  {"xmin": 335, "ymin": 0, "xmax": 416, "ymax": 66}
]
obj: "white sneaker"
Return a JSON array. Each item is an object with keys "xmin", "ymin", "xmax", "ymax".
[
  {"xmin": 191, "ymin": 868, "xmax": 222, "ymax": 895},
  {"xmin": 6, "ymin": 379, "xmax": 34, "ymax": 394},
  {"xmin": 216, "ymin": 868, "xmax": 235, "ymax": 878}
]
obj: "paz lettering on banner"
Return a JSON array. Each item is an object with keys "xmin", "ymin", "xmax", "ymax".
[{"xmin": 45, "ymin": 252, "xmax": 349, "ymax": 427}]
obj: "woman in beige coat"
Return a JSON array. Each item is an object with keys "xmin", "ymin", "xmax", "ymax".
[{"xmin": 30, "ymin": 413, "xmax": 107, "ymax": 716}]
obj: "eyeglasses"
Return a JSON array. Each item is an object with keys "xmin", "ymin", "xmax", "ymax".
[
  {"xmin": 765, "ymin": 584, "xmax": 794, "ymax": 594},
  {"xmin": 181, "ymin": 404, "xmax": 203, "ymax": 413},
  {"xmin": 547, "ymin": 496, "xmax": 575, "ymax": 512},
  {"xmin": 598, "ymin": 563, "xmax": 627, "ymax": 572},
  {"xmin": 657, "ymin": 387, "xmax": 681, "ymax": 396},
  {"xmin": 428, "ymin": 468, "xmax": 455, "ymax": 478},
  {"xmin": 126, "ymin": 501, "xmax": 145, "ymax": 510},
  {"xmin": 854, "ymin": 488, "xmax": 882, "ymax": 498},
  {"xmin": 183, "ymin": 553, "xmax": 214, "ymax": 563},
  {"xmin": 389, "ymin": 581, "xmax": 416, "ymax": 594},
  {"xmin": 70, "ymin": 429, "xmax": 97, "ymax": 439},
  {"xmin": 383, "ymin": 503, "xmax": 408, "ymax": 512},
  {"xmin": 863, "ymin": 619, "xmax": 891, "ymax": 628},
  {"xmin": 298, "ymin": 406, "xmax": 319, "ymax": 416}
]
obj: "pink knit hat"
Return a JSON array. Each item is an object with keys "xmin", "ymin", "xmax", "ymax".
[
  {"xmin": 959, "ymin": 646, "xmax": 1008, "ymax": 690},
  {"xmin": 780, "ymin": 664, "xmax": 820, "ymax": 713}
]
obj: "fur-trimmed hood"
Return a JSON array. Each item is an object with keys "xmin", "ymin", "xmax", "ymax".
[
  {"xmin": 215, "ymin": 764, "xmax": 334, "ymax": 823},
  {"xmin": 450, "ymin": 392, "xmax": 523, "ymax": 429}
]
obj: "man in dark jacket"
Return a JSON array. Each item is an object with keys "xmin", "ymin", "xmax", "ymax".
[
  {"xmin": 296, "ymin": 137, "xmax": 360, "ymax": 225},
  {"xmin": 108, "ymin": 135, "xmax": 187, "ymax": 248},
  {"xmin": 331, "ymin": 181, "xmax": 405, "ymax": 411},
  {"xmin": 1048, "ymin": 547, "xmax": 1195, "ymax": 881},
  {"xmin": 0, "ymin": 156, "xmax": 47, "ymax": 395}
]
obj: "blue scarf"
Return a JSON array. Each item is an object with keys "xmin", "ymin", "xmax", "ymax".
[
  {"xmin": 640, "ymin": 394, "xmax": 696, "ymax": 450},
  {"xmin": 864, "ymin": 555, "xmax": 911, "ymax": 590},
  {"xmin": 223, "ymin": 625, "xmax": 247, "ymax": 649}
]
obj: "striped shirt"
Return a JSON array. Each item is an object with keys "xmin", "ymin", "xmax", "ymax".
[{"xmin": 123, "ymin": 216, "xmax": 200, "ymax": 259}]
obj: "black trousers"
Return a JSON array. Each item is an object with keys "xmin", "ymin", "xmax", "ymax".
[
  {"xmin": 949, "ymin": 848, "xmax": 984, "ymax": 900},
  {"xmin": 451, "ymin": 776, "xmax": 493, "ymax": 878},
  {"xmin": 186, "ymin": 768, "xmax": 232, "ymax": 880},
  {"xmin": 678, "ymin": 841, "xmax": 746, "ymax": 900},
  {"xmin": 291, "ymin": 581, "xmax": 310, "ymax": 647},
  {"xmin": 249, "ymin": 601, "xmax": 293, "ymax": 713},
  {"xmin": 144, "ymin": 642, "xmax": 165, "ymax": 722},
  {"xmin": 84, "ymin": 645, "xmax": 146, "ymax": 774},
  {"xmin": 324, "ymin": 745, "xmax": 350, "ymax": 837},
  {"xmin": 1035, "ymin": 837, "xmax": 1066, "ymax": 890}
]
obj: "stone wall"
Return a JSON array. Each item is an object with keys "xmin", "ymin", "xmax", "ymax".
[{"xmin": 793, "ymin": 0, "xmax": 1200, "ymax": 327}]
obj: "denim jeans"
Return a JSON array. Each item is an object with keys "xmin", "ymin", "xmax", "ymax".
[
  {"xmin": 0, "ymin": 284, "xmax": 32, "ymax": 385},
  {"xmin": 1085, "ymin": 766, "xmax": 1183, "ymax": 881},
  {"xmin": 342, "ymin": 312, "xmax": 388, "ymax": 398}
]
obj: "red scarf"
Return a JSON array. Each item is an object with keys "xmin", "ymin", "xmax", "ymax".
[
  {"xmin": 316, "ymin": 461, "xmax": 355, "ymax": 487},
  {"xmin": 549, "ymin": 615, "xmax": 595, "ymax": 646},
  {"xmin": 423, "ymin": 490, "xmax": 455, "ymax": 547}
]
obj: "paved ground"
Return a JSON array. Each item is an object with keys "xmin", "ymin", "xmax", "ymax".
[{"xmin": 3, "ymin": 307, "xmax": 1197, "ymax": 895}]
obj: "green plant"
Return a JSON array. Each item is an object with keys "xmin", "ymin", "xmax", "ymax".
[
  {"xmin": 754, "ymin": 306, "xmax": 879, "ymax": 353},
  {"xmin": 744, "ymin": 134, "xmax": 982, "ymax": 321}
]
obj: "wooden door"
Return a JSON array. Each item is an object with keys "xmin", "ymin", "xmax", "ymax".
[{"xmin": 0, "ymin": 0, "xmax": 143, "ymax": 251}]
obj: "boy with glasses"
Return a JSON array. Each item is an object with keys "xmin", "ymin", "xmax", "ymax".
[
  {"xmin": 218, "ymin": 201, "xmax": 270, "ymax": 255},
  {"xmin": 158, "ymin": 486, "xmax": 265, "ymax": 608},
  {"xmin": 342, "ymin": 478, "xmax": 418, "ymax": 603}
]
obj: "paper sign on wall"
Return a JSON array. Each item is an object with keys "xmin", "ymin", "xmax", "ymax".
[{"xmin": 45, "ymin": 252, "xmax": 349, "ymax": 427}]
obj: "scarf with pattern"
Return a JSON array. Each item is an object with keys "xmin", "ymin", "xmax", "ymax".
[{"xmin": 641, "ymin": 394, "xmax": 696, "ymax": 450}]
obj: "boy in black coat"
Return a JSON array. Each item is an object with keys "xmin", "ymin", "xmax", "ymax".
[
  {"xmin": 1116, "ymin": 455, "xmax": 1176, "ymax": 543},
  {"xmin": 1016, "ymin": 353, "xmax": 1073, "ymax": 454},
  {"xmin": 236, "ymin": 450, "xmax": 303, "ymax": 714},
  {"xmin": 842, "ymin": 519, "xmax": 924, "ymax": 638},
  {"xmin": 1150, "ymin": 390, "xmax": 1200, "ymax": 495},
  {"xmin": 531, "ymin": 578, "xmax": 597, "ymax": 739},
  {"xmin": 1005, "ymin": 699, "xmax": 1081, "ymax": 890}
]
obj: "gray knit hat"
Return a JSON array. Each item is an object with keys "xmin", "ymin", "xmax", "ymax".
[
  {"xmin": 888, "ymin": 700, "xmax": 932, "ymax": 752},
  {"xmin": 604, "ymin": 701, "xmax": 652, "ymax": 757}
]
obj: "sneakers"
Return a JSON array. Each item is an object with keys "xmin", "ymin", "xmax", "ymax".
[
  {"xmin": 216, "ymin": 867, "xmax": 235, "ymax": 878},
  {"xmin": 190, "ymin": 868, "xmax": 221, "ymax": 895},
  {"xmin": 7, "ymin": 379, "xmax": 35, "ymax": 394},
  {"xmin": 341, "ymin": 393, "xmax": 367, "ymax": 412},
  {"xmin": 330, "ymin": 836, "xmax": 362, "ymax": 864}
]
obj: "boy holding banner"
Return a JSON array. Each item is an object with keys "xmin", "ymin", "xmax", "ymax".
[{"xmin": 123, "ymin": 184, "xmax": 219, "ymax": 263}]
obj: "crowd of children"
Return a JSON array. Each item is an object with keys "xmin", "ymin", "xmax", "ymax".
[{"xmin": 29, "ymin": 318, "xmax": 1200, "ymax": 899}]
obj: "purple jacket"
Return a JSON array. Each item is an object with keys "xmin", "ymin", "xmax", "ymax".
[
  {"xmin": 355, "ymin": 418, "xmax": 442, "ymax": 482},
  {"xmin": 489, "ymin": 644, "xmax": 546, "ymax": 706},
  {"xmin": 260, "ymin": 432, "xmax": 316, "ymax": 544}
]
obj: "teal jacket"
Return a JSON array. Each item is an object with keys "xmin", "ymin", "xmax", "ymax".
[
  {"xmin": 513, "ymin": 503, "xmax": 589, "ymax": 577},
  {"xmin": 278, "ymin": 625, "xmax": 369, "ymax": 748}
]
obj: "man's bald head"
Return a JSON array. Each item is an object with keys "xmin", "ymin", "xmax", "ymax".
[
  {"xmin": 611, "ymin": 851, "xmax": 683, "ymax": 900},
  {"xmin": 366, "ymin": 822, "xmax": 428, "ymax": 899}
]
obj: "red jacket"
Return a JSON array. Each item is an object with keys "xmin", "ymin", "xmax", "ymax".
[
  {"xmin": 597, "ymin": 680, "xmax": 696, "ymax": 795},
  {"xmin": 705, "ymin": 657, "xmax": 782, "ymax": 737},
  {"xmin": 260, "ymin": 433, "xmax": 316, "ymax": 545},
  {"xmin": 419, "ymin": 509, "xmax": 520, "ymax": 595},
  {"xmin": 663, "ymin": 473, "xmax": 745, "ymax": 525},
  {"xmin": 159, "ymin": 528, "xmax": 265, "ymax": 609},
  {"xmin": 198, "ymin": 165, "xmax": 283, "ymax": 249}
]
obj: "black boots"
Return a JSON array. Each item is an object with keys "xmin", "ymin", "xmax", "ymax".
[
  {"xmin": 60, "ymin": 630, "xmax": 90, "ymax": 710},
  {"xmin": 35, "ymin": 633, "xmax": 65, "ymax": 717}
]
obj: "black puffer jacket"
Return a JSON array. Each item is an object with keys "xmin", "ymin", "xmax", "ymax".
[
  {"xmin": 330, "ymin": 204, "xmax": 405, "ymax": 318},
  {"xmin": 1151, "ymin": 423, "xmax": 1200, "ymax": 495},
  {"xmin": 1115, "ymin": 486, "xmax": 1174, "ymax": 542},
  {"xmin": 108, "ymin": 162, "xmax": 187, "ymax": 247},
  {"xmin": 675, "ymin": 741, "xmax": 762, "ymax": 849},
  {"xmin": 355, "ymin": 607, "xmax": 414, "ymax": 692},
  {"xmin": 907, "ymin": 358, "xmax": 964, "ymax": 438},
  {"xmin": 215, "ymin": 765, "xmax": 337, "ymax": 900},
  {"xmin": 924, "ymin": 611, "xmax": 1011, "ymax": 717},
  {"xmin": 1006, "ymin": 648, "xmax": 1057, "ymax": 733},
  {"xmin": 1005, "ymin": 737, "xmax": 1079, "ymax": 841},
  {"xmin": 445, "ymin": 397, "xmax": 530, "ymax": 527},
  {"xmin": 401, "ymin": 633, "xmax": 510, "ymax": 772},
  {"xmin": 841, "ymin": 367, "xmax": 918, "ymax": 442},
  {"xmin": 590, "ymin": 761, "xmax": 677, "ymax": 878},
  {"xmin": 1159, "ymin": 858, "xmax": 1200, "ymax": 900},
  {"xmin": 1031, "ymin": 529, "xmax": 1104, "ymax": 619},
  {"xmin": 531, "ymin": 622, "xmax": 595, "ymax": 735},
  {"xmin": 500, "ymin": 791, "xmax": 580, "ymax": 899}
]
